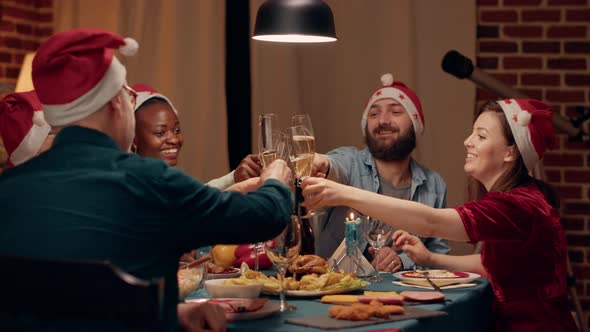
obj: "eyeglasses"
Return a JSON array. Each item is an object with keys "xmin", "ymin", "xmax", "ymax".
[{"xmin": 123, "ymin": 85, "xmax": 138, "ymax": 109}]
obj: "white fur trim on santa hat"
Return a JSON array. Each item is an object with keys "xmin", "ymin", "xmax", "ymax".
[
  {"xmin": 134, "ymin": 92, "xmax": 179, "ymax": 114},
  {"xmin": 498, "ymin": 99, "xmax": 538, "ymax": 173},
  {"xmin": 9, "ymin": 118, "xmax": 51, "ymax": 166},
  {"xmin": 120, "ymin": 38, "xmax": 138, "ymax": 56},
  {"xmin": 381, "ymin": 73, "xmax": 394, "ymax": 86},
  {"xmin": 32, "ymin": 110, "xmax": 46, "ymax": 127},
  {"xmin": 361, "ymin": 87, "xmax": 423, "ymax": 137},
  {"xmin": 43, "ymin": 56, "xmax": 127, "ymax": 126}
]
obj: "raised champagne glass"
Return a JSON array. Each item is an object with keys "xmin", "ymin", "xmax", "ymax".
[
  {"xmin": 264, "ymin": 215, "xmax": 301, "ymax": 312},
  {"xmin": 287, "ymin": 125, "xmax": 315, "ymax": 214},
  {"xmin": 360, "ymin": 216, "xmax": 394, "ymax": 282}
]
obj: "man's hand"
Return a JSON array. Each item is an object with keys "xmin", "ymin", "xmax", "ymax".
[
  {"xmin": 311, "ymin": 153, "xmax": 330, "ymax": 178},
  {"xmin": 225, "ymin": 177, "xmax": 261, "ymax": 193},
  {"xmin": 260, "ymin": 159, "xmax": 292, "ymax": 187},
  {"xmin": 234, "ymin": 154, "xmax": 262, "ymax": 183},
  {"xmin": 177, "ymin": 302, "xmax": 226, "ymax": 332},
  {"xmin": 368, "ymin": 246, "xmax": 402, "ymax": 272}
]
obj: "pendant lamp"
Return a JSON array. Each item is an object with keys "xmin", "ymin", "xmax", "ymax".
[{"xmin": 253, "ymin": 0, "xmax": 337, "ymax": 43}]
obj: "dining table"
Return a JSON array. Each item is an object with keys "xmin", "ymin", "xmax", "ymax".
[{"xmin": 186, "ymin": 272, "xmax": 493, "ymax": 332}]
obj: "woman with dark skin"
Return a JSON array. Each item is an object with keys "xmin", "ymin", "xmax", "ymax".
[{"xmin": 132, "ymin": 84, "xmax": 262, "ymax": 190}]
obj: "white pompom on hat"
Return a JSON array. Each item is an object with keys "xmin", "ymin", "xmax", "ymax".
[
  {"xmin": 32, "ymin": 28, "xmax": 138, "ymax": 126},
  {"xmin": 361, "ymin": 73, "xmax": 425, "ymax": 136},
  {"xmin": 498, "ymin": 98, "xmax": 557, "ymax": 172},
  {"xmin": 0, "ymin": 90, "xmax": 51, "ymax": 167},
  {"xmin": 132, "ymin": 83, "xmax": 178, "ymax": 114}
]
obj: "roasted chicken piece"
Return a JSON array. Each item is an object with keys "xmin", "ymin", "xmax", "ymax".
[{"xmin": 288, "ymin": 255, "xmax": 329, "ymax": 276}]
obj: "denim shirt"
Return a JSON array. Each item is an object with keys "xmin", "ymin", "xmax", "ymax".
[{"xmin": 316, "ymin": 146, "xmax": 449, "ymax": 270}]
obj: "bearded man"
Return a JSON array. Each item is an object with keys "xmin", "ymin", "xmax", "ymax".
[{"xmin": 312, "ymin": 73, "xmax": 449, "ymax": 272}]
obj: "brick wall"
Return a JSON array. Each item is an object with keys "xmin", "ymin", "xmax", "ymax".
[
  {"xmin": 0, "ymin": 0, "xmax": 53, "ymax": 167},
  {"xmin": 477, "ymin": 0, "xmax": 590, "ymax": 327}
]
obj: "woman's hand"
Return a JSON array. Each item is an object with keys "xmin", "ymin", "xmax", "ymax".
[
  {"xmin": 300, "ymin": 177, "xmax": 352, "ymax": 210},
  {"xmin": 234, "ymin": 154, "xmax": 262, "ymax": 183},
  {"xmin": 392, "ymin": 230, "xmax": 432, "ymax": 267},
  {"xmin": 177, "ymin": 301, "xmax": 227, "ymax": 332}
]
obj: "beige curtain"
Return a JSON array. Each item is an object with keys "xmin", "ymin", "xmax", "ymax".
[
  {"xmin": 54, "ymin": 0, "xmax": 229, "ymax": 181},
  {"xmin": 250, "ymin": 0, "xmax": 476, "ymax": 253}
]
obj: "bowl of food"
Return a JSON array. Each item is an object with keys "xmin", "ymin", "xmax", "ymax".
[{"xmin": 205, "ymin": 278, "xmax": 263, "ymax": 299}]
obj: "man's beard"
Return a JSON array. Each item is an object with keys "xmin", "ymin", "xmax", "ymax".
[{"xmin": 365, "ymin": 124, "xmax": 416, "ymax": 161}]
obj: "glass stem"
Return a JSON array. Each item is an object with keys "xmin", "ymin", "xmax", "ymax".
[
  {"xmin": 374, "ymin": 247, "xmax": 380, "ymax": 276},
  {"xmin": 278, "ymin": 265, "xmax": 287, "ymax": 310},
  {"xmin": 254, "ymin": 244, "xmax": 260, "ymax": 271}
]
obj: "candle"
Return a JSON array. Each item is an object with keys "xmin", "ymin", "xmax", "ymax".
[{"xmin": 345, "ymin": 213, "xmax": 359, "ymax": 256}]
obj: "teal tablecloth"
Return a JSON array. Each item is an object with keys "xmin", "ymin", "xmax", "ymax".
[{"xmin": 187, "ymin": 273, "xmax": 493, "ymax": 332}]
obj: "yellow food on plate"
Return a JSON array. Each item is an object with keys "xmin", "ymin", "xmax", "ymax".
[
  {"xmin": 320, "ymin": 295, "xmax": 359, "ymax": 304},
  {"xmin": 236, "ymin": 265, "xmax": 367, "ymax": 292},
  {"xmin": 363, "ymin": 290, "xmax": 402, "ymax": 298}
]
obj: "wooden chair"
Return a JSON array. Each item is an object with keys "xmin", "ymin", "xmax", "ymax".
[{"xmin": 0, "ymin": 256, "xmax": 165, "ymax": 331}]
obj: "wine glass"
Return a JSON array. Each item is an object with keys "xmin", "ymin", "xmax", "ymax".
[
  {"xmin": 256, "ymin": 115, "xmax": 288, "ymax": 270},
  {"xmin": 264, "ymin": 215, "xmax": 301, "ymax": 312},
  {"xmin": 360, "ymin": 216, "xmax": 394, "ymax": 282}
]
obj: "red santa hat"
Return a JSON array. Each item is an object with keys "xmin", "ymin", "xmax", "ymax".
[
  {"xmin": 132, "ymin": 83, "xmax": 178, "ymax": 114},
  {"xmin": 0, "ymin": 90, "xmax": 51, "ymax": 167},
  {"xmin": 498, "ymin": 98, "xmax": 557, "ymax": 172},
  {"xmin": 32, "ymin": 28, "xmax": 138, "ymax": 126},
  {"xmin": 361, "ymin": 73, "xmax": 425, "ymax": 136}
]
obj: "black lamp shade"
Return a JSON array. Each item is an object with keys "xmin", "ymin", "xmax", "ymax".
[{"xmin": 253, "ymin": 0, "xmax": 337, "ymax": 43}]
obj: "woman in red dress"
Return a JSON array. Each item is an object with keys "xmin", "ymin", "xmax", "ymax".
[{"xmin": 302, "ymin": 99, "xmax": 578, "ymax": 332}]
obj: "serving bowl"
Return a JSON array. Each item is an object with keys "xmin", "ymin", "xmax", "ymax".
[{"xmin": 205, "ymin": 278, "xmax": 262, "ymax": 298}]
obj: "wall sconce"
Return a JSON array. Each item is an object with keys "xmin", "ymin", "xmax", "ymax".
[{"xmin": 253, "ymin": 0, "xmax": 337, "ymax": 43}]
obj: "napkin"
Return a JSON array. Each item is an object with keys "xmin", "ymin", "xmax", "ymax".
[
  {"xmin": 392, "ymin": 281, "xmax": 477, "ymax": 289},
  {"xmin": 328, "ymin": 240, "xmax": 374, "ymax": 277}
]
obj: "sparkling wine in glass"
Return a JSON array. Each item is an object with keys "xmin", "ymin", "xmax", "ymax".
[
  {"xmin": 287, "ymin": 125, "xmax": 319, "ymax": 221},
  {"xmin": 264, "ymin": 215, "xmax": 301, "ymax": 312},
  {"xmin": 360, "ymin": 216, "xmax": 394, "ymax": 282}
]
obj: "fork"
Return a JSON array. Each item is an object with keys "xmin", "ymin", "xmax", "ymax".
[{"xmin": 420, "ymin": 271, "xmax": 442, "ymax": 292}]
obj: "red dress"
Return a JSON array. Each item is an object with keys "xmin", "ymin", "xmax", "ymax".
[{"xmin": 456, "ymin": 183, "xmax": 578, "ymax": 332}]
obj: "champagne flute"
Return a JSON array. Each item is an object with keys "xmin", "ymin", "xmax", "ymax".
[
  {"xmin": 287, "ymin": 125, "xmax": 319, "ymax": 220},
  {"xmin": 292, "ymin": 113, "xmax": 315, "ymax": 138},
  {"xmin": 258, "ymin": 114, "xmax": 281, "ymax": 168},
  {"xmin": 360, "ymin": 216, "xmax": 394, "ymax": 282},
  {"xmin": 264, "ymin": 215, "xmax": 301, "ymax": 312}
]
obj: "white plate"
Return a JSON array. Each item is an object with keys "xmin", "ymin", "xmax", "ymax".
[
  {"xmin": 185, "ymin": 298, "xmax": 279, "ymax": 321},
  {"xmin": 393, "ymin": 271, "xmax": 480, "ymax": 287},
  {"xmin": 207, "ymin": 269, "xmax": 241, "ymax": 280},
  {"xmin": 227, "ymin": 301, "xmax": 280, "ymax": 321},
  {"xmin": 261, "ymin": 282, "xmax": 368, "ymax": 297}
]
